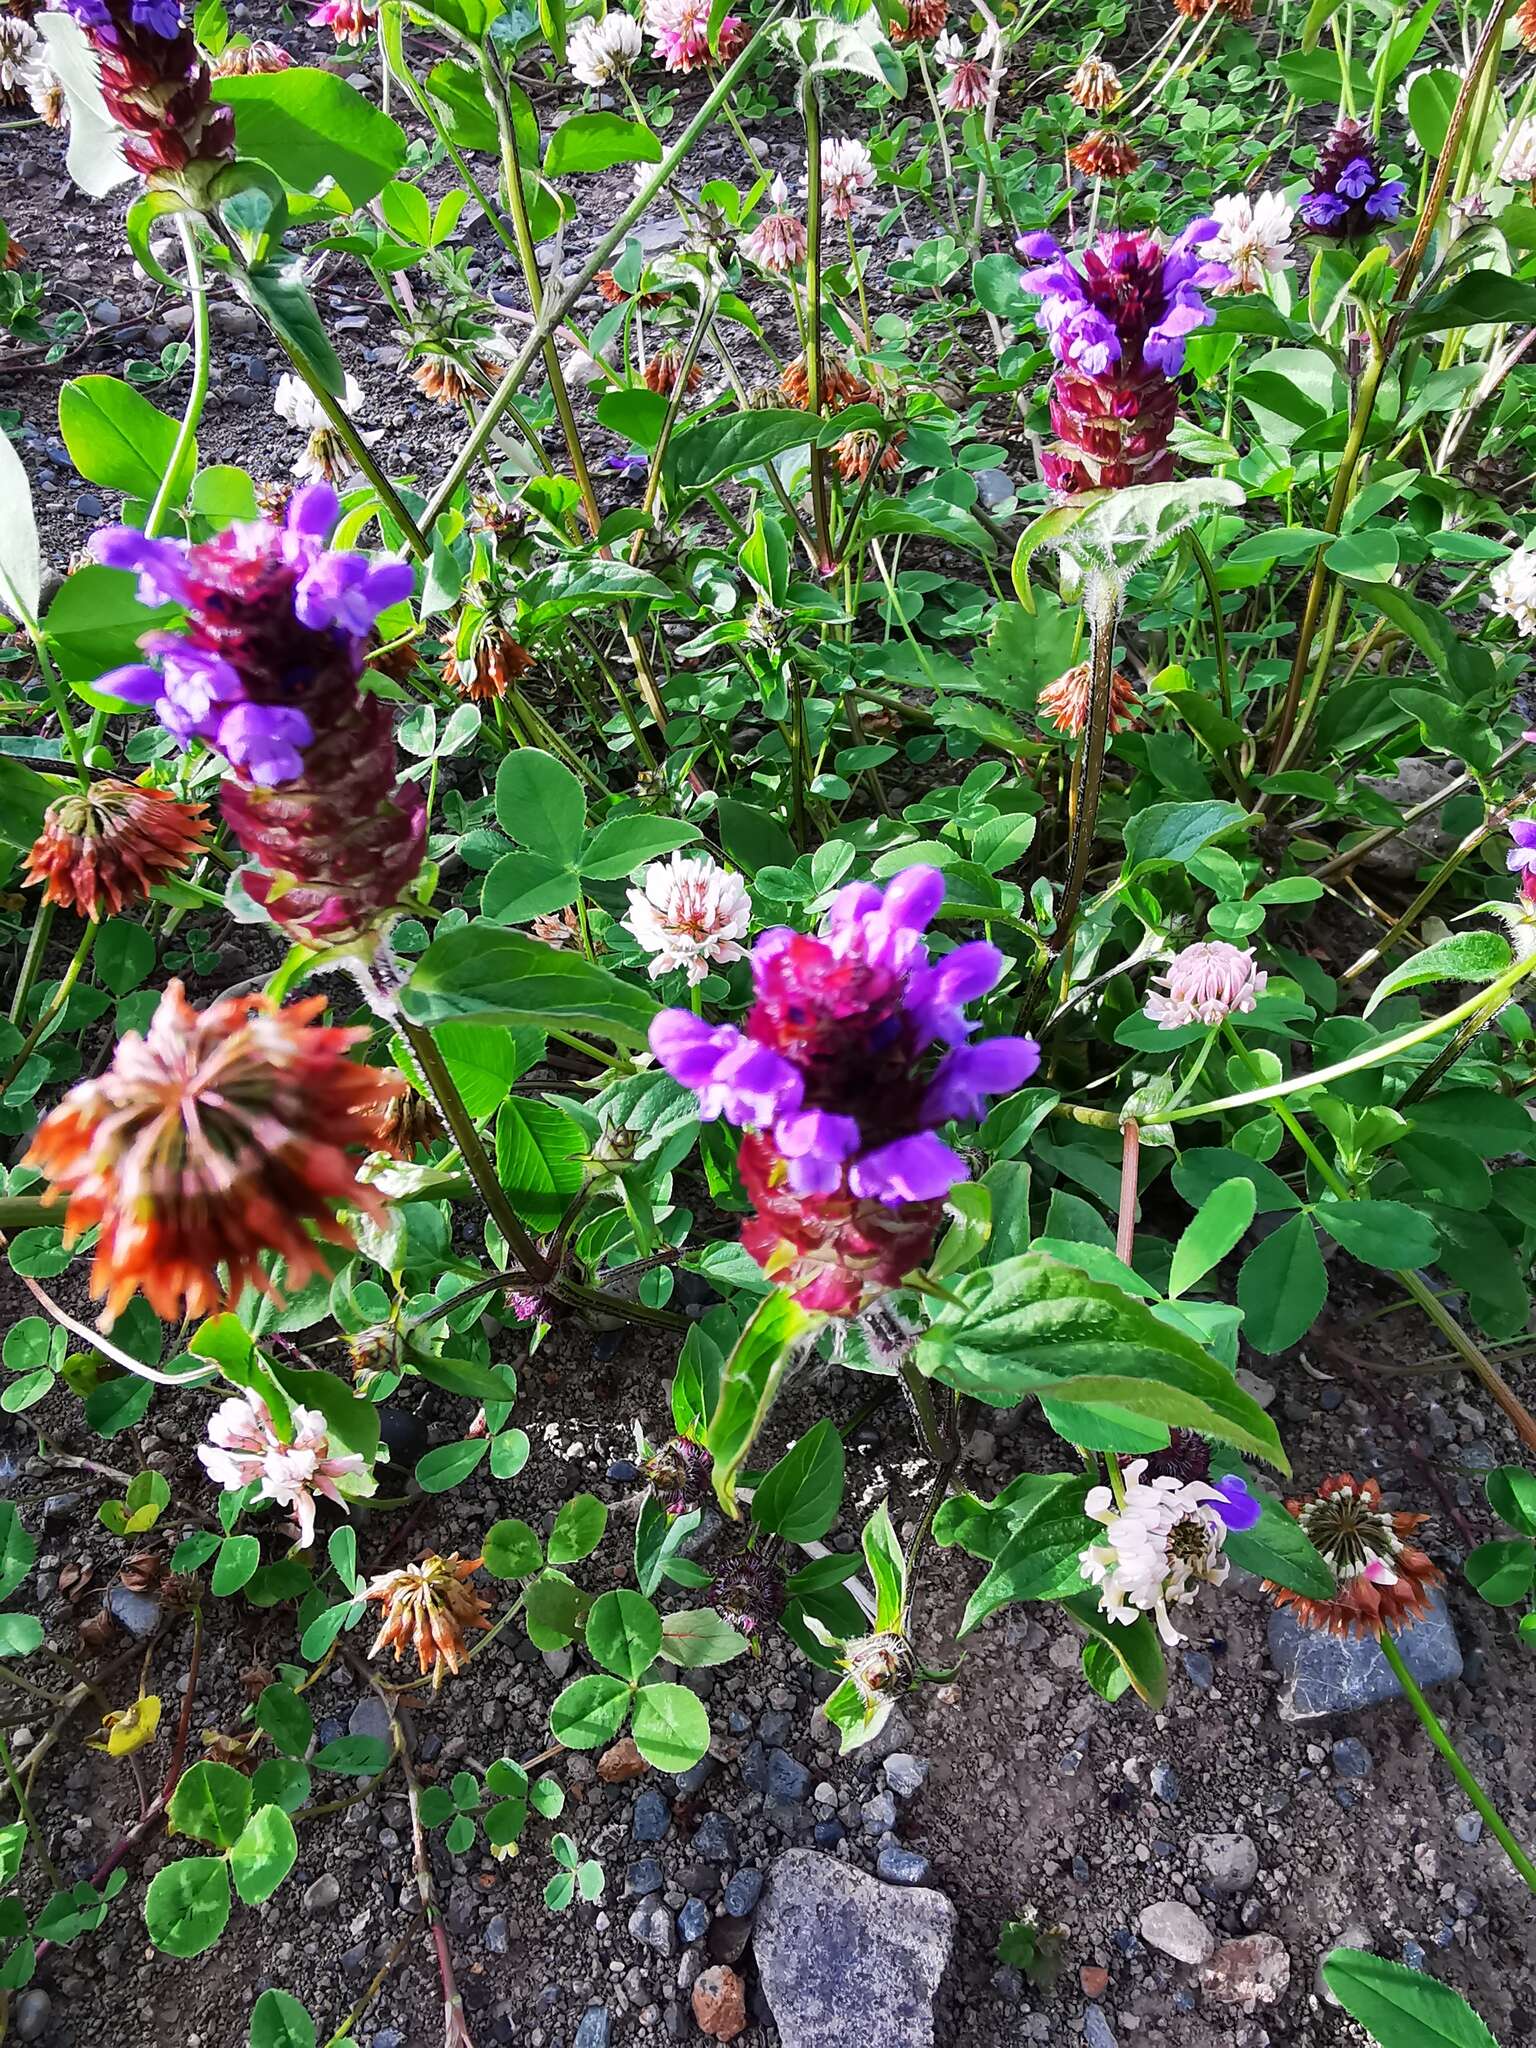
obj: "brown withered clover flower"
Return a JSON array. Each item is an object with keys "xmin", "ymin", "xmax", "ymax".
[
  {"xmin": 364, "ymin": 1551, "xmax": 492, "ymax": 1687},
  {"xmin": 1265, "ymin": 1473, "xmax": 1442, "ymax": 1639},
  {"xmin": 24, "ymin": 778, "xmax": 208, "ymax": 920},
  {"xmin": 1036, "ymin": 662, "xmax": 1139, "ymax": 739}
]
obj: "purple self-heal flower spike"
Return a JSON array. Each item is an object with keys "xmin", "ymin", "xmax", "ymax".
[
  {"xmin": 1507, "ymin": 820, "xmax": 1536, "ymax": 875},
  {"xmin": 849, "ymin": 1131, "xmax": 968, "ymax": 1205},
  {"xmin": 1016, "ymin": 230, "xmax": 1064, "ymax": 262},
  {"xmin": 1061, "ymin": 307, "xmax": 1121, "ymax": 375},
  {"xmin": 1336, "ymin": 157, "xmax": 1374, "ymax": 199},
  {"xmin": 1212, "ymin": 1474, "xmax": 1261, "ymax": 1532},
  {"xmin": 94, "ymin": 527, "xmax": 193, "ymax": 607},
  {"xmin": 286, "ymin": 482, "xmax": 341, "ymax": 541},
  {"xmin": 923, "ymin": 1036, "xmax": 1041, "ymax": 1122},
  {"xmin": 1300, "ymin": 191, "xmax": 1348, "ymax": 226},
  {"xmin": 94, "ymin": 663, "xmax": 167, "ymax": 706}
]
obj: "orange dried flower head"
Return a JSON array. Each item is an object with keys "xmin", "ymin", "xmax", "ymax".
[
  {"xmin": 1266, "ymin": 1473, "xmax": 1443, "ymax": 1639},
  {"xmin": 778, "ymin": 349, "xmax": 872, "ymax": 413},
  {"xmin": 2, "ymin": 232, "xmax": 26, "ymax": 270},
  {"xmin": 24, "ymin": 780, "xmax": 209, "ymax": 921},
  {"xmin": 24, "ymin": 980, "xmax": 401, "ymax": 1326},
  {"xmin": 409, "ymin": 348, "xmax": 504, "ymax": 405},
  {"xmin": 445, "ymin": 626, "xmax": 534, "ymax": 703},
  {"xmin": 596, "ymin": 269, "xmax": 667, "ymax": 310},
  {"xmin": 374, "ymin": 1085, "xmax": 441, "ymax": 1159},
  {"xmin": 211, "ymin": 37, "xmax": 293, "ymax": 72},
  {"xmin": 532, "ymin": 907, "xmax": 581, "ymax": 948},
  {"xmin": 643, "ymin": 346, "xmax": 704, "ymax": 399},
  {"xmin": 1068, "ymin": 55, "xmax": 1123, "ymax": 111},
  {"xmin": 1037, "ymin": 662, "xmax": 1138, "ymax": 738},
  {"xmin": 1069, "ymin": 130, "xmax": 1141, "ymax": 179},
  {"xmin": 833, "ymin": 426, "xmax": 905, "ymax": 483},
  {"xmin": 364, "ymin": 1551, "xmax": 491, "ymax": 1687},
  {"xmin": 891, "ymin": 0, "xmax": 947, "ymax": 41},
  {"xmin": 1521, "ymin": 0, "xmax": 1536, "ymax": 46}
]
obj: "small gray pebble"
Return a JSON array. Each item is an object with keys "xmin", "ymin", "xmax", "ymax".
[
  {"xmin": 1150, "ymin": 1762, "xmax": 1180, "ymax": 1804},
  {"xmin": 632, "ymin": 1787, "xmax": 671, "ymax": 1842},
  {"xmin": 877, "ymin": 1845, "xmax": 931, "ymax": 1886},
  {"xmin": 690, "ymin": 1812, "xmax": 736, "ymax": 1865},
  {"xmin": 1084, "ymin": 2009, "xmax": 1118, "ymax": 2048},
  {"xmin": 722, "ymin": 1868, "xmax": 762, "ymax": 1917},
  {"xmin": 765, "ymin": 1749, "xmax": 810, "ymax": 1803},
  {"xmin": 626, "ymin": 1859, "xmax": 664, "ymax": 1896},
  {"xmin": 883, "ymin": 1753, "xmax": 929, "ymax": 1799},
  {"xmin": 574, "ymin": 2010, "xmax": 611, "ymax": 2048},
  {"xmin": 678, "ymin": 1898, "xmax": 710, "ymax": 1943},
  {"xmin": 1183, "ymin": 1651, "xmax": 1215, "ymax": 1690},
  {"xmin": 1331, "ymin": 1737, "xmax": 1372, "ymax": 1779}
]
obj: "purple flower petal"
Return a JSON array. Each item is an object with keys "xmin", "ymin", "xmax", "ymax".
[
  {"xmin": 286, "ymin": 482, "xmax": 341, "ymax": 541},
  {"xmin": 1212, "ymin": 1474, "xmax": 1262, "ymax": 1533},
  {"xmin": 647, "ymin": 1012, "xmax": 802, "ymax": 1128},
  {"xmin": 1336, "ymin": 156, "xmax": 1374, "ymax": 199},
  {"xmin": 1016, "ymin": 230, "xmax": 1064, "ymax": 262},
  {"xmin": 1364, "ymin": 181, "xmax": 1404, "ymax": 220},
  {"xmin": 848, "ymin": 1131, "xmax": 967, "ymax": 1205},
  {"xmin": 775, "ymin": 1109, "xmax": 861, "ymax": 1194},
  {"xmin": 878, "ymin": 864, "xmax": 946, "ymax": 934},
  {"xmin": 923, "ymin": 1035, "xmax": 1041, "ymax": 1122},
  {"xmin": 93, "ymin": 527, "xmax": 191, "ymax": 607},
  {"xmin": 93, "ymin": 663, "xmax": 165, "ymax": 706},
  {"xmin": 215, "ymin": 703, "xmax": 312, "ymax": 786}
]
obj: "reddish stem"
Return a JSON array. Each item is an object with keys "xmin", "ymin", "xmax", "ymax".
[{"xmin": 1115, "ymin": 1119, "xmax": 1140, "ymax": 1266}]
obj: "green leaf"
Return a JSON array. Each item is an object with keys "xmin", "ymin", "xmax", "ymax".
[
  {"xmin": 586, "ymin": 1588, "xmax": 662, "ymax": 1681},
  {"xmin": 311, "ymin": 1735, "xmax": 389, "ymax": 1777},
  {"xmin": 1404, "ymin": 1088, "xmax": 1534, "ymax": 1160},
  {"xmin": 249, "ymin": 1988, "xmax": 317, "ymax": 2048},
  {"xmin": 1400, "ymin": 272, "xmax": 1536, "ymax": 341},
  {"xmin": 1487, "ymin": 1465, "xmax": 1536, "ymax": 1538},
  {"xmin": 0, "ymin": 1507, "xmax": 36, "ymax": 1604},
  {"xmin": 168, "ymin": 1761, "xmax": 252, "ymax": 1849},
  {"xmin": 493, "ymin": 748, "xmax": 586, "ymax": 864},
  {"xmin": 1464, "ymin": 1538, "xmax": 1536, "ymax": 1606},
  {"xmin": 547, "ymin": 1492, "xmax": 608, "ymax": 1567},
  {"xmin": 410, "ymin": 1351, "xmax": 521, "ymax": 1404},
  {"xmin": 254, "ymin": 1683, "xmax": 313, "ymax": 1760},
  {"xmin": 211, "ymin": 1533, "xmax": 262, "ymax": 1597},
  {"xmin": 251, "ymin": 1759, "xmax": 311, "ymax": 1815},
  {"xmin": 213, "ymin": 70, "xmax": 407, "ymax": 207},
  {"xmin": 1316, "ymin": 1198, "xmax": 1439, "ymax": 1270},
  {"xmin": 549, "ymin": 1672, "xmax": 631, "ymax": 1750},
  {"xmin": 630, "ymin": 1682, "xmax": 710, "ymax": 1772},
  {"xmin": 237, "ymin": 260, "xmax": 346, "ymax": 399},
  {"xmin": 668, "ymin": 409, "xmax": 814, "ymax": 492},
  {"xmin": 414, "ymin": 1437, "xmax": 490, "ymax": 1493},
  {"xmin": 482, "ymin": 850, "xmax": 578, "ymax": 924},
  {"xmin": 580, "ymin": 815, "xmax": 701, "ymax": 882},
  {"xmin": 1067, "ymin": 478, "xmax": 1245, "ymax": 580},
  {"xmin": 1220, "ymin": 1489, "xmax": 1336, "ymax": 1598},
  {"xmin": 403, "ymin": 924, "xmax": 659, "ymax": 1046},
  {"xmin": 1060, "ymin": 1593, "xmax": 1167, "ymax": 1709},
  {"xmin": 918, "ymin": 1255, "xmax": 1286, "ymax": 1467},
  {"xmin": 482, "ymin": 1517, "xmax": 543, "ymax": 1579},
  {"xmin": 1321, "ymin": 1950, "xmax": 1499, "ymax": 2048},
  {"xmin": 545, "ymin": 112, "xmax": 661, "ymax": 175},
  {"xmin": 861, "ymin": 1499, "xmax": 907, "ymax": 1633},
  {"xmin": 1236, "ymin": 1214, "xmax": 1327, "ymax": 1355},
  {"xmin": 59, "ymin": 374, "xmax": 197, "ymax": 504},
  {"xmin": 0, "ymin": 1616, "xmax": 43, "ymax": 1657},
  {"xmin": 658, "ymin": 1606, "xmax": 750, "ymax": 1669},
  {"xmin": 707, "ymin": 1291, "xmax": 818, "ymax": 1516},
  {"xmin": 750, "ymin": 1420, "xmax": 845, "ymax": 1544},
  {"xmin": 494, "ymin": 1098, "xmax": 586, "ymax": 1233},
  {"xmin": 960, "ymin": 1476, "xmax": 1093, "ymax": 1633},
  {"xmin": 1168, "ymin": 1179, "xmax": 1257, "ymax": 1298},
  {"xmin": 144, "ymin": 1857, "xmax": 231, "ymax": 1958},
  {"xmin": 230, "ymin": 1803, "xmax": 298, "ymax": 1907},
  {"xmin": 1122, "ymin": 801, "xmax": 1251, "ymax": 878},
  {"xmin": 1173, "ymin": 1148, "xmax": 1302, "ymax": 1214}
]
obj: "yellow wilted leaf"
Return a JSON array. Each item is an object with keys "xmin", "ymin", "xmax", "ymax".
[{"xmin": 91, "ymin": 1694, "xmax": 162, "ymax": 1757}]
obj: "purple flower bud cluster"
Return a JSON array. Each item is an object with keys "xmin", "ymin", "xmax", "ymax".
[
  {"xmin": 64, "ymin": 0, "xmax": 183, "ymax": 40},
  {"xmin": 1297, "ymin": 120, "xmax": 1405, "ymax": 237},
  {"xmin": 1507, "ymin": 818, "xmax": 1536, "ymax": 903},
  {"xmin": 1018, "ymin": 219, "xmax": 1228, "ymax": 381},
  {"xmin": 650, "ymin": 865, "xmax": 1039, "ymax": 1212},
  {"xmin": 96, "ymin": 484, "xmax": 412, "ymax": 788}
]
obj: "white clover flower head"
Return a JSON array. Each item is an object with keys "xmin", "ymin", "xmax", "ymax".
[
  {"xmin": 273, "ymin": 370, "xmax": 363, "ymax": 433},
  {"xmin": 1504, "ymin": 116, "xmax": 1536, "ymax": 184},
  {"xmin": 1491, "ymin": 547, "xmax": 1536, "ymax": 636},
  {"xmin": 1081, "ymin": 1461, "xmax": 1233, "ymax": 1645},
  {"xmin": 820, "ymin": 135, "xmax": 875, "ymax": 221},
  {"xmin": 198, "ymin": 1393, "xmax": 365, "ymax": 1548},
  {"xmin": 1207, "ymin": 190, "xmax": 1294, "ymax": 296},
  {"xmin": 0, "ymin": 16, "xmax": 39, "ymax": 97},
  {"xmin": 624, "ymin": 851, "xmax": 751, "ymax": 983},
  {"xmin": 744, "ymin": 177, "xmax": 809, "ymax": 272},
  {"xmin": 933, "ymin": 27, "xmax": 964, "ymax": 63},
  {"xmin": 569, "ymin": 10, "xmax": 644, "ymax": 86},
  {"xmin": 1144, "ymin": 940, "xmax": 1267, "ymax": 1029}
]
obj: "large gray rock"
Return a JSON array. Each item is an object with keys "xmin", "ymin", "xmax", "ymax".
[
  {"xmin": 756, "ymin": 1848, "xmax": 955, "ymax": 2048},
  {"xmin": 1268, "ymin": 1589, "xmax": 1462, "ymax": 1722}
]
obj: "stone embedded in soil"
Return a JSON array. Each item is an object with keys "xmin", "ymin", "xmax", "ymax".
[
  {"xmin": 1190, "ymin": 1831, "xmax": 1260, "ymax": 1895},
  {"xmin": 1331, "ymin": 1736, "xmax": 1372, "ymax": 1778},
  {"xmin": 1199, "ymin": 1933, "xmax": 1292, "ymax": 2009},
  {"xmin": 690, "ymin": 1812, "xmax": 737, "ymax": 1865},
  {"xmin": 1269, "ymin": 1590, "xmax": 1462, "ymax": 1721},
  {"xmin": 883, "ymin": 1754, "xmax": 929, "ymax": 1800},
  {"xmin": 13, "ymin": 1990, "xmax": 50, "ymax": 2042},
  {"xmin": 691, "ymin": 1963, "xmax": 748, "ymax": 2042},
  {"xmin": 722, "ymin": 1868, "xmax": 763, "ymax": 1917},
  {"xmin": 302, "ymin": 1873, "xmax": 341, "ymax": 1917},
  {"xmin": 756, "ymin": 1847, "xmax": 956, "ymax": 2048},
  {"xmin": 1137, "ymin": 1901, "xmax": 1214, "ymax": 1965},
  {"xmin": 628, "ymin": 1898, "xmax": 678, "ymax": 1956},
  {"xmin": 573, "ymin": 2008, "xmax": 611, "ymax": 2048},
  {"xmin": 877, "ymin": 1845, "xmax": 932, "ymax": 1886},
  {"xmin": 1079, "ymin": 1965, "xmax": 1110, "ymax": 1999},
  {"xmin": 598, "ymin": 1735, "xmax": 648, "ymax": 1783},
  {"xmin": 105, "ymin": 1583, "xmax": 160, "ymax": 1639},
  {"xmin": 631, "ymin": 1786, "xmax": 671, "ymax": 1841}
]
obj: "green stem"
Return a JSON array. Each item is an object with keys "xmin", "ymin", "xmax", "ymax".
[
  {"xmin": 897, "ymin": 1354, "xmax": 955, "ymax": 1464},
  {"xmin": 1376, "ymin": 1628, "xmax": 1536, "ymax": 1895},
  {"xmin": 394, "ymin": 1014, "xmax": 552, "ymax": 1280},
  {"xmin": 146, "ymin": 218, "xmax": 210, "ymax": 540},
  {"xmin": 0, "ymin": 1730, "xmax": 61, "ymax": 1889},
  {"xmin": 802, "ymin": 74, "xmax": 835, "ymax": 576},
  {"xmin": 8, "ymin": 902, "xmax": 54, "ymax": 1027},
  {"xmin": 0, "ymin": 922, "xmax": 95, "ymax": 1093}
]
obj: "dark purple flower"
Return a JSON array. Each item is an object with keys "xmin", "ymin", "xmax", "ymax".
[
  {"xmin": 1507, "ymin": 818, "xmax": 1536, "ymax": 875},
  {"xmin": 1300, "ymin": 121, "xmax": 1403, "ymax": 240},
  {"xmin": 648, "ymin": 866, "xmax": 1040, "ymax": 1312}
]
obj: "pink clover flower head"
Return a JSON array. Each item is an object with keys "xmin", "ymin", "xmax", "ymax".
[
  {"xmin": 744, "ymin": 176, "xmax": 809, "ymax": 271},
  {"xmin": 644, "ymin": 0, "xmax": 742, "ymax": 70},
  {"xmin": 308, "ymin": 0, "xmax": 376, "ymax": 41},
  {"xmin": 820, "ymin": 136, "xmax": 875, "ymax": 220},
  {"xmin": 1144, "ymin": 939, "xmax": 1267, "ymax": 1030},
  {"xmin": 624, "ymin": 851, "xmax": 751, "ymax": 984},
  {"xmin": 198, "ymin": 1391, "xmax": 365, "ymax": 1547}
]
